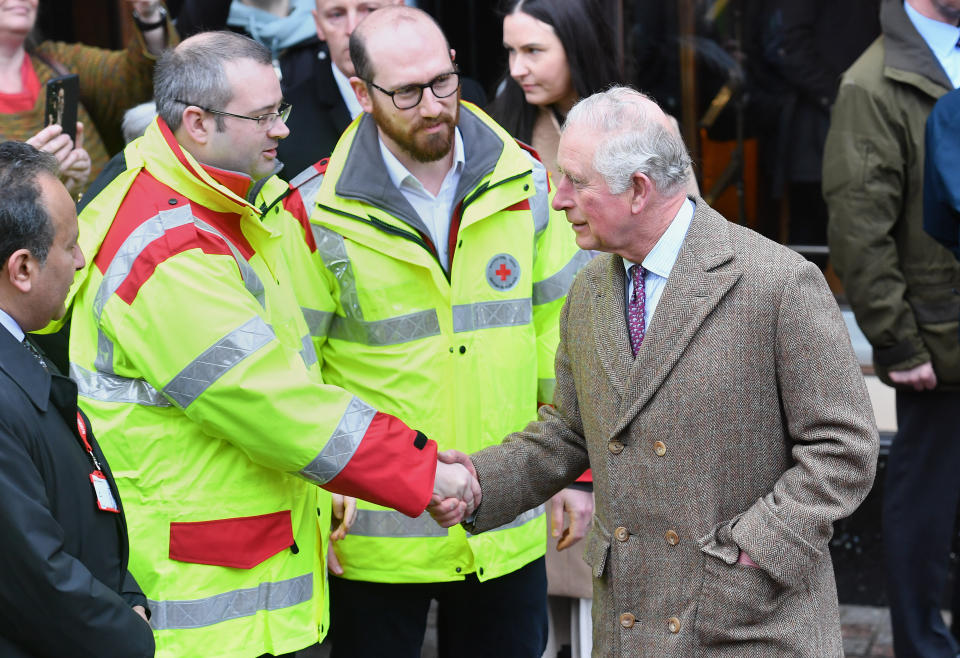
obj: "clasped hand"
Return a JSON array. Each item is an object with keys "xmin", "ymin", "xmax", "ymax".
[{"xmin": 428, "ymin": 450, "xmax": 481, "ymax": 528}]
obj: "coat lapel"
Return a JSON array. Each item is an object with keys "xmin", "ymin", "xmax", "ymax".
[
  {"xmin": 592, "ymin": 252, "xmax": 635, "ymax": 399},
  {"xmin": 610, "ymin": 200, "xmax": 742, "ymax": 437}
]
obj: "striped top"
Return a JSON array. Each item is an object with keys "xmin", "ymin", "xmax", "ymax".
[{"xmin": 0, "ymin": 33, "xmax": 161, "ymax": 192}]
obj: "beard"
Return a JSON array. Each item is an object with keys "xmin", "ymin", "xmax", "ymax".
[{"xmin": 371, "ymin": 91, "xmax": 460, "ymax": 163}]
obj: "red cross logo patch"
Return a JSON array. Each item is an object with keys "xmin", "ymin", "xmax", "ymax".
[{"xmin": 486, "ymin": 254, "xmax": 521, "ymax": 291}]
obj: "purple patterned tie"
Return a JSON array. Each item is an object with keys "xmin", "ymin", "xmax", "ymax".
[{"xmin": 627, "ymin": 264, "xmax": 646, "ymax": 356}]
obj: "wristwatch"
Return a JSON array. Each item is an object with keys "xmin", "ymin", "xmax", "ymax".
[{"xmin": 133, "ymin": 5, "xmax": 167, "ymax": 31}]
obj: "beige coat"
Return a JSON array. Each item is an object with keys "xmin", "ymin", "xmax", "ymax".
[{"xmin": 468, "ymin": 199, "xmax": 879, "ymax": 657}]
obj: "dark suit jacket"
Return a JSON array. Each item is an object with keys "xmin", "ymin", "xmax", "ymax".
[
  {"xmin": 278, "ymin": 54, "xmax": 489, "ymax": 182},
  {"xmin": 467, "ymin": 198, "xmax": 878, "ymax": 656},
  {"xmin": 0, "ymin": 327, "xmax": 154, "ymax": 657}
]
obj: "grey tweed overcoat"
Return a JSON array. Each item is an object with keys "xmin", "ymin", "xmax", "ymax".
[{"xmin": 467, "ymin": 198, "xmax": 879, "ymax": 657}]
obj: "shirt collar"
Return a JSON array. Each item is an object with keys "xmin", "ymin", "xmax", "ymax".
[
  {"xmin": 623, "ymin": 197, "xmax": 696, "ymax": 279},
  {"xmin": 0, "ymin": 307, "xmax": 24, "ymax": 342},
  {"xmin": 331, "ymin": 61, "xmax": 363, "ymax": 120},
  {"xmin": 904, "ymin": 1, "xmax": 960, "ymax": 60},
  {"xmin": 379, "ymin": 127, "xmax": 465, "ymax": 194}
]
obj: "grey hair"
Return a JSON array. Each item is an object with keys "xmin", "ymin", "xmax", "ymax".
[
  {"xmin": 564, "ymin": 86, "xmax": 691, "ymax": 195},
  {"xmin": 154, "ymin": 31, "xmax": 272, "ymax": 132},
  {"xmin": 122, "ymin": 101, "xmax": 157, "ymax": 143},
  {"xmin": 0, "ymin": 141, "xmax": 59, "ymax": 266}
]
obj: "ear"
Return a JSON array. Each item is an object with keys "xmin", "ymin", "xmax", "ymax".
[
  {"xmin": 351, "ymin": 76, "xmax": 374, "ymax": 114},
  {"xmin": 629, "ymin": 171, "xmax": 652, "ymax": 215},
  {"xmin": 4, "ymin": 249, "xmax": 35, "ymax": 294},
  {"xmin": 312, "ymin": 8, "xmax": 326, "ymax": 41},
  {"xmin": 450, "ymin": 48, "xmax": 456, "ymax": 63},
  {"xmin": 178, "ymin": 106, "xmax": 213, "ymax": 146}
]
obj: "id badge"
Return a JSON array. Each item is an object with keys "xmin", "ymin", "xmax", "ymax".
[{"xmin": 90, "ymin": 471, "xmax": 120, "ymax": 513}]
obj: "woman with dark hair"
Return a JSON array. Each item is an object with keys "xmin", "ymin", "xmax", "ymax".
[{"xmin": 487, "ymin": 0, "xmax": 624, "ymax": 178}]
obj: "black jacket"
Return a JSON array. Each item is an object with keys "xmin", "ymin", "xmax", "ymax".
[
  {"xmin": 277, "ymin": 50, "xmax": 353, "ymax": 181},
  {"xmin": 0, "ymin": 328, "xmax": 154, "ymax": 657}
]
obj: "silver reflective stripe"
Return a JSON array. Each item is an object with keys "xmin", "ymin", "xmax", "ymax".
[
  {"xmin": 452, "ymin": 299, "xmax": 532, "ymax": 333},
  {"xmin": 163, "ymin": 316, "xmax": 275, "ymax": 409},
  {"xmin": 71, "ymin": 363, "xmax": 171, "ymax": 407},
  {"xmin": 192, "ymin": 218, "xmax": 266, "ymax": 308},
  {"xmin": 488, "ymin": 504, "xmax": 546, "ymax": 533},
  {"xmin": 523, "ymin": 152, "xmax": 550, "ymax": 238},
  {"xmin": 348, "ymin": 510, "xmax": 448, "ymax": 538},
  {"xmin": 301, "ymin": 307, "xmax": 333, "ymax": 338},
  {"xmin": 148, "ymin": 573, "xmax": 312, "ymax": 631},
  {"xmin": 329, "ymin": 309, "xmax": 440, "ymax": 346},
  {"xmin": 293, "ymin": 172, "xmax": 325, "ymax": 212},
  {"xmin": 299, "ymin": 396, "xmax": 375, "ymax": 485},
  {"xmin": 299, "ymin": 334, "xmax": 318, "ymax": 368},
  {"xmin": 538, "ymin": 378, "xmax": 556, "ymax": 405},
  {"xmin": 94, "ymin": 328, "xmax": 115, "ymax": 373},
  {"xmin": 532, "ymin": 250, "xmax": 593, "ymax": 306},
  {"xmin": 93, "ymin": 205, "xmax": 195, "ymax": 320},
  {"xmin": 93, "ymin": 207, "xmax": 266, "ymax": 328},
  {"xmin": 311, "ymin": 225, "xmax": 362, "ymax": 320}
]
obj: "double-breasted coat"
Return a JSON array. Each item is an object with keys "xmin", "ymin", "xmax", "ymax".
[{"xmin": 467, "ymin": 198, "xmax": 879, "ymax": 656}]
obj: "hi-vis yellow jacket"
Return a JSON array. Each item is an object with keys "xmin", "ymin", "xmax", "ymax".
[
  {"xmin": 288, "ymin": 103, "xmax": 591, "ymax": 584},
  {"xmin": 62, "ymin": 119, "xmax": 439, "ymax": 658}
]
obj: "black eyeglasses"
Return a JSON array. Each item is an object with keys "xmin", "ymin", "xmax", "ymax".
[
  {"xmin": 364, "ymin": 71, "xmax": 460, "ymax": 110},
  {"xmin": 176, "ymin": 100, "xmax": 292, "ymax": 129}
]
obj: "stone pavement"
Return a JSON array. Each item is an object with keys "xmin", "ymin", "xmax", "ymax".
[{"xmin": 841, "ymin": 605, "xmax": 894, "ymax": 657}]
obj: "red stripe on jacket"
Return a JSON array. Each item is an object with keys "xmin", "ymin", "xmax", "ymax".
[
  {"xmin": 325, "ymin": 412, "xmax": 437, "ymax": 518},
  {"xmin": 93, "ymin": 170, "xmax": 257, "ymax": 305}
]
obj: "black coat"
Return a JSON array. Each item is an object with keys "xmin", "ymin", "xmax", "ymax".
[
  {"xmin": 277, "ymin": 50, "xmax": 353, "ymax": 181},
  {"xmin": 0, "ymin": 328, "xmax": 154, "ymax": 657}
]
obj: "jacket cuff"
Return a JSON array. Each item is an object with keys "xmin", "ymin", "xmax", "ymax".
[{"xmin": 730, "ymin": 496, "xmax": 823, "ymax": 588}]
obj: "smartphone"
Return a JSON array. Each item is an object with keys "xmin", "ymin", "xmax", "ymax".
[{"xmin": 44, "ymin": 74, "xmax": 79, "ymax": 144}]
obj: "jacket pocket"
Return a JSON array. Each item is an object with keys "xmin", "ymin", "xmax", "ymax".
[
  {"xmin": 694, "ymin": 551, "xmax": 794, "ymax": 652},
  {"xmin": 169, "ymin": 510, "xmax": 294, "ymax": 569},
  {"xmin": 581, "ymin": 518, "xmax": 611, "ymax": 578}
]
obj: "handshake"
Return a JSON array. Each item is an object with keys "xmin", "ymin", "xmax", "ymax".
[{"xmin": 428, "ymin": 450, "xmax": 482, "ymax": 527}]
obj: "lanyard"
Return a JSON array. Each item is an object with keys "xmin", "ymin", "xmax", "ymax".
[{"xmin": 75, "ymin": 411, "xmax": 103, "ymax": 472}]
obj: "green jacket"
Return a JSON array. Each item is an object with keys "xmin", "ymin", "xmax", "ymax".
[{"xmin": 824, "ymin": 0, "xmax": 960, "ymax": 387}]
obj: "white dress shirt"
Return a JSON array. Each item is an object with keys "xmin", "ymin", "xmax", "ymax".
[
  {"xmin": 904, "ymin": 1, "xmax": 960, "ymax": 89},
  {"xmin": 379, "ymin": 129, "xmax": 465, "ymax": 271},
  {"xmin": 0, "ymin": 307, "xmax": 24, "ymax": 342},
  {"xmin": 622, "ymin": 198, "xmax": 695, "ymax": 331},
  {"xmin": 331, "ymin": 61, "xmax": 363, "ymax": 120}
]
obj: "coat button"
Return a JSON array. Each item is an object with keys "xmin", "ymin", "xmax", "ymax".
[
  {"xmin": 667, "ymin": 617, "xmax": 681, "ymax": 633},
  {"xmin": 653, "ymin": 441, "xmax": 666, "ymax": 456},
  {"xmin": 665, "ymin": 529, "xmax": 679, "ymax": 546},
  {"xmin": 608, "ymin": 440, "xmax": 624, "ymax": 454},
  {"xmin": 619, "ymin": 612, "xmax": 635, "ymax": 628},
  {"xmin": 614, "ymin": 526, "xmax": 629, "ymax": 542}
]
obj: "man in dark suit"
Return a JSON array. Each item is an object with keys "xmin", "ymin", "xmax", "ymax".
[
  {"xmin": 279, "ymin": 0, "xmax": 486, "ymax": 181},
  {"xmin": 431, "ymin": 87, "xmax": 879, "ymax": 656},
  {"xmin": 277, "ymin": 0, "xmax": 404, "ymax": 179},
  {"xmin": 0, "ymin": 141, "xmax": 154, "ymax": 657}
]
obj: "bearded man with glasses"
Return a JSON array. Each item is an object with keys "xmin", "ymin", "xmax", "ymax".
[
  {"xmin": 57, "ymin": 30, "xmax": 465, "ymax": 658},
  {"xmin": 287, "ymin": 6, "xmax": 590, "ymax": 657}
]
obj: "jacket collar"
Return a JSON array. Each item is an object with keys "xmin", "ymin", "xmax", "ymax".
[
  {"xmin": 331, "ymin": 103, "xmax": 509, "ymax": 236},
  {"xmin": 0, "ymin": 326, "xmax": 51, "ymax": 412},
  {"xmin": 141, "ymin": 118, "xmax": 274, "ymax": 214},
  {"xmin": 593, "ymin": 197, "xmax": 741, "ymax": 435},
  {"xmin": 882, "ymin": 0, "xmax": 953, "ymax": 93}
]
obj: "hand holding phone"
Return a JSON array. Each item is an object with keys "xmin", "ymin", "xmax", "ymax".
[{"xmin": 44, "ymin": 74, "xmax": 79, "ymax": 144}]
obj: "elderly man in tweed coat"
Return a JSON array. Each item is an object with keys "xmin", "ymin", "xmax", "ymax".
[{"xmin": 432, "ymin": 87, "xmax": 879, "ymax": 656}]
